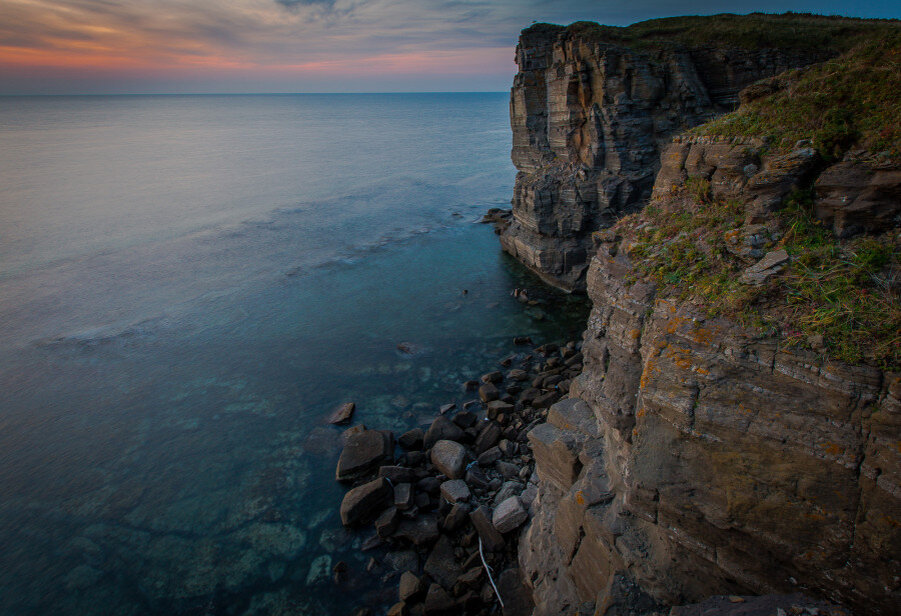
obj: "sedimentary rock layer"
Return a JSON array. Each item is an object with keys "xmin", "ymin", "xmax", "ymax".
[
  {"xmin": 500, "ymin": 23, "xmax": 828, "ymax": 290},
  {"xmin": 519, "ymin": 215, "xmax": 900, "ymax": 616}
]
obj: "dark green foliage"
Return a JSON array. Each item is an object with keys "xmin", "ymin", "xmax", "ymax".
[{"xmin": 561, "ymin": 12, "xmax": 899, "ymax": 53}]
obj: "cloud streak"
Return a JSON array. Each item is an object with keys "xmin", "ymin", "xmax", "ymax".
[{"xmin": 0, "ymin": 0, "xmax": 899, "ymax": 93}]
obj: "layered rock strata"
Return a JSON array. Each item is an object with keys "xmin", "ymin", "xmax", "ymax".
[
  {"xmin": 518, "ymin": 137, "xmax": 901, "ymax": 615},
  {"xmin": 500, "ymin": 23, "xmax": 829, "ymax": 291}
]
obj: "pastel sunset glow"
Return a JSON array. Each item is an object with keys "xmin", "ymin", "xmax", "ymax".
[{"xmin": 2, "ymin": 0, "xmax": 900, "ymax": 94}]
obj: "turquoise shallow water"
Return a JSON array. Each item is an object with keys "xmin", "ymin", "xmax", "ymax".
[{"xmin": 0, "ymin": 94, "xmax": 587, "ymax": 615}]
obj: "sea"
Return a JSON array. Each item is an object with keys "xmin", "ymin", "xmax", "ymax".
[{"xmin": 0, "ymin": 93, "xmax": 587, "ymax": 615}]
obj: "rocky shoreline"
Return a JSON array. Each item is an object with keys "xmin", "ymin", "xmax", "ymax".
[
  {"xmin": 331, "ymin": 332, "xmax": 860, "ymax": 616},
  {"xmin": 333, "ymin": 332, "xmax": 584, "ymax": 615}
]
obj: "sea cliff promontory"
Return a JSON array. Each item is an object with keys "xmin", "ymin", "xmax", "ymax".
[
  {"xmin": 509, "ymin": 13, "xmax": 900, "ymax": 616},
  {"xmin": 499, "ymin": 13, "xmax": 897, "ymax": 292}
]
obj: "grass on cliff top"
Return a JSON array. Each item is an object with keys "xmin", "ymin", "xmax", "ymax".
[
  {"xmin": 561, "ymin": 12, "xmax": 899, "ymax": 53},
  {"xmin": 694, "ymin": 34, "xmax": 901, "ymax": 161},
  {"xmin": 613, "ymin": 181, "xmax": 900, "ymax": 370}
]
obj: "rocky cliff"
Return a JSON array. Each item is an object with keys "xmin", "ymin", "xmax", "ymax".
[
  {"xmin": 513, "ymin": 16, "xmax": 901, "ymax": 616},
  {"xmin": 501, "ymin": 19, "xmax": 866, "ymax": 291}
]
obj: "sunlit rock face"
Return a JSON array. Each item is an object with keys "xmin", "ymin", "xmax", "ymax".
[{"xmin": 501, "ymin": 23, "xmax": 826, "ymax": 291}]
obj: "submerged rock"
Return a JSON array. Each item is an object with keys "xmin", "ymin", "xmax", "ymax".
[{"xmin": 327, "ymin": 402, "xmax": 355, "ymax": 425}]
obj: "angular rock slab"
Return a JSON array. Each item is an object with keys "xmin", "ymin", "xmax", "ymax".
[
  {"xmin": 492, "ymin": 496, "xmax": 528, "ymax": 533},
  {"xmin": 327, "ymin": 402, "xmax": 355, "ymax": 425},
  {"xmin": 340, "ymin": 477, "xmax": 393, "ymax": 526},
  {"xmin": 423, "ymin": 535, "xmax": 461, "ymax": 590},
  {"xmin": 470, "ymin": 506, "xmax": 505, "ymax": 551},
  {"xmin": 336, "ymin": 429, "xmax": 394, "ymax": 481},
  {"xmin": 439, "ymin": 479, "xmax": 471, "ymax": 504}
]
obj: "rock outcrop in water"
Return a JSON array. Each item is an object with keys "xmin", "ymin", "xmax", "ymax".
[
  {"xmin": 499, "ymin": 22, "xmax": 830, "ymax": 291},
  {"xmin": 506, "ymin": 15, "xmax": 901, "ymax": 616}
]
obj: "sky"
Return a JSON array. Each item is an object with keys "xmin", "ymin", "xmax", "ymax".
[{"xmin": 1, "ymin": 1, "xmax": 899, "ymax": 94}]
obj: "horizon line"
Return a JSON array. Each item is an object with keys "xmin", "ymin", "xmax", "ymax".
[{"xmin": 0, "ymin": 90, "xmax": 511, "ymax": 97}]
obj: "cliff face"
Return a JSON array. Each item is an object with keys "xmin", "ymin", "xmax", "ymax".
[
  {"xmin": 518, "ymin": 136, "xmax": 901, "ymax": 615},
  {"xmin": 511, "ymin": 19, "xmax": 901, "ymax": 616},
  {"xmin": 500, "ymin": 23, "xmax": 829, "ymax": 291},
  {"xmin": 521, "ymin": 256, "xmax": 899, "ymax": 615}
]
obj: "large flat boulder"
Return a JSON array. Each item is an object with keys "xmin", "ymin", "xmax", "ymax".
[
  {"xmin": 339, "ymin": 477, "xmax": 393, "ymax": 526},
  {"xmin": 336, "ymin": 429, "xmax": 394, "ymax": 481}
]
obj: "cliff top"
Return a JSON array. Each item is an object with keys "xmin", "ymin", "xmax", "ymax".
[
  {"xmin": 525, "ymin": 12, "xmax": 899, "ymax": 53},
  {"xmin": 694, "ymin": 33, "xmax": 901, "ymax": 162}
]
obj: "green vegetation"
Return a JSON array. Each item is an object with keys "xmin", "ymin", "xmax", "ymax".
[
  {"xmin": 560, "ymin": 12, "xmax": 899, "ymax": 53},
  {"xmin": 696, "ymin": 34, "xmax": 901, "ymax": 161},
  {"xmin": 615, "ymin": 185, "xmax": 900, "ymax": 370}
]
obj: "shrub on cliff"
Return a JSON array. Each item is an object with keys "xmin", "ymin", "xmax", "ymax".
[{"xmin": 565, "ymin": 12, "xmax": 899, "ymax": 53}]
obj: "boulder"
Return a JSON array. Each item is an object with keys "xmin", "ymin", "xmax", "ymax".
[
  {"xmin": 336, "ymin": 430, "xmax": 394, "ymax": 481},
  {"xmin": 478, "ymin": 382, "xmax": 499, "ymax": 403},
  {"xmin": 439, "ymin": 479, "xmax": 471, "ymax": 504},
  {"xmin": 531, "ymin": 390, "xmax": 561, "ymax": 409},
  {"xmin": 393, "ymin": 515, "xmax": 440, "ymax": 546},
  {"xmin": 469, "ymin": 506, "xmax": 505, "ymax": 551},
  {"xmin": 443, "ymin": 502, "xmax": 471, "ymax": 531},
  {"xmin": 423, "ymin": 535, "xmax": 461, "ymax": 590},
  {"xmin": 398, "ymin": 571, "xmax": 424, "ymax": 602},
  {"xmin": 474, "ymin": 421, "xmax": 502, "ymax": 454},
  {"xmin": 394, "ymin": 483, "xmax": 414, "ymax": 510},
  {"xmin": 424, "ymin": 416, "xmax": 465, "ymax": 449},
  {"xmin": 386, "ymin": 602, "xmax": 407, "ymax": 616},
  {"xmin": 452, "ymin": 411, "xmax": 477, "ymax": 428},
  {"xmin": 477, "ymin": 446, "xmax": 503, "ymax": 466},
  {"xmin": 430, "ymin": 440, "xmax": 467, "ymax": 479},
  {"xmin": 528, "ymin": 423, "xmax": 584, "ymax": 491},
  {"xmin": 492, "ymin": 496, "xmax": 528, "ymax": 533},
  {"xmin": 498, "ymin": 568, "xmax": 535, "ymax": 616},
  {"xmin": 375, "ymin": 507, "xmax": 400, "ymax": 538},
  {"xmin": 339, "ymin": 478, "xmax": 392, "ymax": 526},
  {"xmin": 507, "ymin": 368, "xmax": 529, "ymax": 381},
  {"xmin": 486, "ymin": 400, "xmax": 514, "ymax": 418},
  {"xmin": 398, "ymin": 428, "xmax": 424, "ymax": 450},
  {"xmin": 423, "ymin": 583, "xmax": 456, "ymax": 614},
  {"xmin": 379, "ymin": 465, "xmax": 414, "ymax": 483}
]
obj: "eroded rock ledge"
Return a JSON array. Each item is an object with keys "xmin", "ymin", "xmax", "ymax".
[{"xmin": 500, "ymin": 23, "xmax": 830, "ymax": 291}]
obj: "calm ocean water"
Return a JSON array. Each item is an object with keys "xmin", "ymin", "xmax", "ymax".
[{"xmin": 0, "ymin": 94, "xmax": 587, "ymax": 615}]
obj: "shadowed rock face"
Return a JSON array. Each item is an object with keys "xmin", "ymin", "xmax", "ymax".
[
  {"xmin": 500, "ymin": 23, "xmax": 828, "ymax": 291},
  {"xmin": 519, "ymin": 243, "xmax": 901, "ymax": 615}
]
